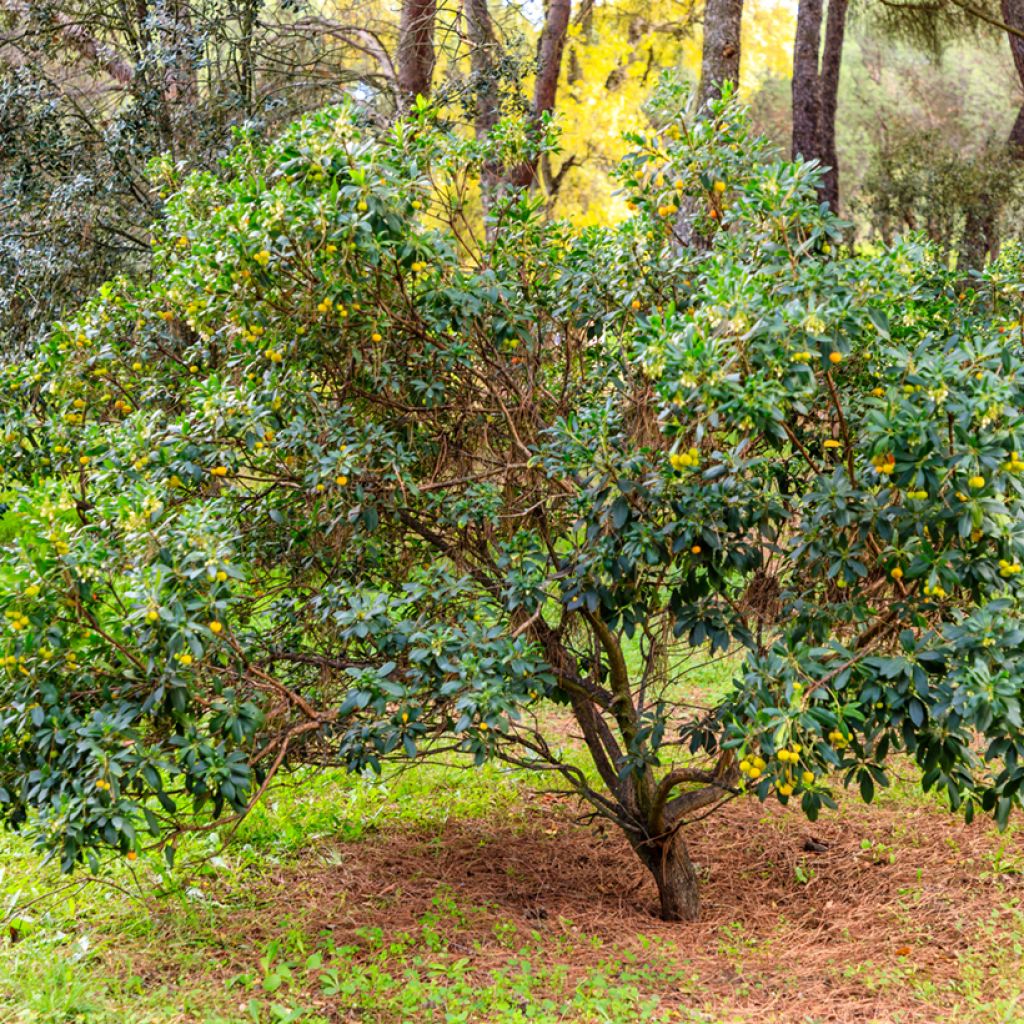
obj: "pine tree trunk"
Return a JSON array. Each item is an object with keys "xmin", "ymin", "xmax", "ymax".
[
  {"xmin": 397, "ymin": 0, "xmax": 437, "ymax": 107},
  {"xmin": 1004, "ymin": 0, "xmax": 1024, "ymax": 157},
  {"xmin": 791, "ymin": 0, "xmax": 823, "ymax": 162},
  {"xmin": 506, "ymin": 0, "xmax": 572, "ymax": 189},
  {"xmin": 636, "ymin": 834, "xmax": 701, "ymax": 922},
  {"xmin": 698, "ymin": 0, "xmax": 744, "ymax": 108},
  {"xmin": 960, "ymin": 199, "xmax": 999, "ymax": 272},
  {"xmin": 818, "ymin": 0, "xmax": 848, "ymax": 211}
]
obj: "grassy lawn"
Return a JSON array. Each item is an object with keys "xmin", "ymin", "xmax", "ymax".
[{"xmin": 3, "ymin": 682, "xmax": 1024, "ymax": 1024}]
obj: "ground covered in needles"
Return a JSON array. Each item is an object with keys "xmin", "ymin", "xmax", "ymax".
[{"xmin": 3, "ymin": 695, "xmax": 1024, "ymax": 1024}]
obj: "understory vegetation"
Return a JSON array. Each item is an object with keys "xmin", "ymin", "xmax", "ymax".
[{"xmin": 3, "ymin": 679, "xmax": 1024, "ymax": 1024}]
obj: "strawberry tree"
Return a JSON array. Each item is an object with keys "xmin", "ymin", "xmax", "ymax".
[{"xmin": 0, "ymin": 84, "xmax": 1022, "ymax": 920}]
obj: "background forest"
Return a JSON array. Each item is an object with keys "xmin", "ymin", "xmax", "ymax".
[{"xmin": 2, "ymin": 0, "xmax": 1023, "ymax": 352}]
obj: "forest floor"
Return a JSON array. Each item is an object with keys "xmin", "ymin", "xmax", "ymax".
[{"xmin": 3, "ymin": 678, "xmax": 1024, "ymax": 1024}]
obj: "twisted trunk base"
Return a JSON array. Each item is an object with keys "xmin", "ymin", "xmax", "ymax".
[{"xmin": 636, "ymin": 833, "xmax": 700, "ymax": 922}]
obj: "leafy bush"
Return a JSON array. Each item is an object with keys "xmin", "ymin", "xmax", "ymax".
[{"xmin": 1, "ymin": 84, "xmax": 1023, "ymax": 919}]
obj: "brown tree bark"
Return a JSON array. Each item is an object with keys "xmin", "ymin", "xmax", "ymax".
[
  {"xmin": 791, "ymin": 0, "xmax": 848, "ymax": 211},
  {"xmin": 819, "ymin": 0, "xmax": 849, "ymax": 211},
  {"xmin": 465, "ymin": 0, "xmax": 500, "ymax": 140},
  {"xmin": 534, "ymin": 0, "xmax": 572, "ymax": 118},
  {"xmin": 791, "ymin": 0, "xmax": 823, "ymax": 162},
  {"xmin": 397, "ymin": 0, "xmax": 438, "ymax": 106},
  {"xmin": 1005, "ymin": 0, "xmax": 1024, "ymax": 155},
  {"xmin": 506, "ymin": 0, "xmax": 572, "ymax": 189},
  {"xmin": 465, "ymin": 0, "xmax": 503, "ymax": 217},
  {"xmin": 636, "ymin": 834, "xmax": 701, "ymax": 922},
  {"xmin": 698, "ymin": 0, "xmax": 744, "ymax": 108}
]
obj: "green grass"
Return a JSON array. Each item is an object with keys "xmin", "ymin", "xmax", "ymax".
[
  {"xmin": 3, "ymin": 654, "xmax": 1024, "ymax": 1023},
  {"xmin": 0, "ymin": 758, "xmax": 714, "ymax": 1024},
  {"xmin": 4, "ymin": 750, "xmax": 1024, "ymax": 1024}
]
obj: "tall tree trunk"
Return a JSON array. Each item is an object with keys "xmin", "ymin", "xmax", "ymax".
[
  {"xmin": 534, "ymin": 0, "xmax": 572, "ymax": 120},
  {"xmin": 791, "ymin": 0, "xmax": 823, "ymax": 162},
  {"xmin": 237, "ymin": 0, "xmax": 260, "ymax": 119},
  {"xmin": 162, "ymin": 0, "xmax": 200, "ymax": 151},
  {"xmin": 465, "ymin": 0, "xmax": 502, "ymax": 218},
  {"xmin": 506, "ymin": 0, "xmax": 572, "ymax": 189},
  {"xmin": 465, "ymin": 0, "xmax": 500, "ymax": 141},
  {"xmin": 818, "ymin": 0, "xmax": 848, "ymax": 211},
  {"xmin": 675, "ymin": 0, "xmax": 742, "ymax": 248},
  {"xmin": 698, "ymin": 0, "xmax": 744, "ymax": 108},
  {"xmin": 1005, "ymin": 0, "xmax": 1024, "ymax": 156},
  {"xmin": 130, "ymin": 0, "xmax": 168, "ymax": 152},
  {"xmin": 397, "ymin": 0, "xmax": 438, "ymax": 107},
  {"xmin": 635, "ymin": 833, "xmax": 701, "ymax": 922}
]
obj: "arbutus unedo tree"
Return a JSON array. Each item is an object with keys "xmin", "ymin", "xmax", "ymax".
[{"xmin": 2, "ymin": 83, "xmax": 1024, "ymax": 921}]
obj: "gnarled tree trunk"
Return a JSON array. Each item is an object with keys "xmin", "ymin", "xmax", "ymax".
[
  {"xmin": 635, "ymin": 833, "xmax": 701, "ymax": 922},
  {"xmin": 536, "ymin": 620, "xmax": 735, "ymax": 926}
]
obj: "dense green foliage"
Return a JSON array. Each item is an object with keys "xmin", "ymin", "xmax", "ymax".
[
  {"xmin": 0, "ymin": 0, "xmax": 383, "ymax": 353},
  {"xmin": 0, "ymin": 90, "xmax": 1023, "ymax": 919}
]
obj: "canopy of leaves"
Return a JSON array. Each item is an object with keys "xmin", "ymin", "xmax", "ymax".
[{"xmin": 1, "ymin": 87, "xmax": 1024, "ymax": 873}]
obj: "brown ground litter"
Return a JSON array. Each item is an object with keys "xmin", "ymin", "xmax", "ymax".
[{"xmin": 126, "ymin": 789, "xmax": 1024, "ymax": 1024}]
